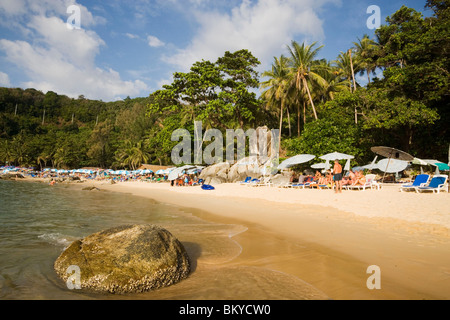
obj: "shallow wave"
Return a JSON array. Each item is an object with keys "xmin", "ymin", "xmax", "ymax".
[{"xmin": 38, "ymin": 233, "xmax": 76, "ymax": 249}]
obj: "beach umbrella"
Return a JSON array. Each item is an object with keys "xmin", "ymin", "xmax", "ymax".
[
  {"xmin": 376, "ymin": 158, "xmax": 409, "ymax": 173},
  {"xmin": 412, "ymin": 158, "xmax": 428, "ymax": 166},
  {"xmin": 344, "ymin": 159, "xmax": 351, "ymax": 171},
  {"xmin": 168, "ymin": 165, "xmax": 196, "ymax": 181},
  {"xmin": 424, "ymin": 160, "xmax": 449, "ymax": 171},
  {"xmin": 277, "ymin": 154, "xmax": 316, "ymax": 170},
  {"xmin": 311, "ymin": 163, "xmax": 327, "ymax": 169},
  {"xmin": 371, "ymin": 146, "xmax": 414, "ymax": 182},
  {"xmin": 371, "ymin": 146, "xmax": 414, "ymax": 161},
  {"xmin": 320, "ymin": 152, "xmax": 354, "ymax": 161}
]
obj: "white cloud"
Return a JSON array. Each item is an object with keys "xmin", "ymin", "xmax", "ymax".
[
  {"xmin": 0, "ymin": 0, "xmax": 27, "ymax": 16},
  {"xmin": 0, "ymin": 1, "xmax": 147, "ymax": 101},
  {"xmin": 125, "ymin": 33, "xmax": 139, "ymax": 39},
  {"xmin": 0, "ymin": 71, "xmax": 11, "ymax": 86},
  {"xmin": 147, "ymin": 35, "xmax": 165, "ymax": 48},
  {"xmin": 163, "ymin": 0, "xmax": 339, "ymax": 73}
]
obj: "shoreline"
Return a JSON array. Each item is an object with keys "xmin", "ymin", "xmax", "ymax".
[{"xmin": 16, "ymin": 177, "xmax": 450, "ymax": 299}]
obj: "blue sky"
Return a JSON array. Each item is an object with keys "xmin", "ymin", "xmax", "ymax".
[{"xmin": 0, "ymin": 0, "xmax": 431, "ymax": 101}]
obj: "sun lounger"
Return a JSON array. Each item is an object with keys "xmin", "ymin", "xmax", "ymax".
[
  {"xmin": 400, "ymin": 174, "xmax": 430, "ymax": 192},
  {"xmin": 239, "ymin": 177, "xmax": 252, "ymax": 185},
  {"xmin": 345, "ymin": 174, "xmax": 379, "ymax": 191},
  {"xmin": 415, "ymin": 175, "xmax": 448, "ymax": 194},
  {"xmin": 248, "ymin": 176, "xmax": 273, "ymax": 187},
  {"xmin": 291, "ymin": 182, "xmax": 311, "ymax": 189}
]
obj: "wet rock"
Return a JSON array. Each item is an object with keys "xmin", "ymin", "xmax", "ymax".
[{"xmin": 54, "ymin": 225, "xmax": 190, "ymax": 294}]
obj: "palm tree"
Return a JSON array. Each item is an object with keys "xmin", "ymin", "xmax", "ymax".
[
  {"xmin": 260, "ymin": 55, "xmax": 292, "ymax": 150},
  {"xmin": 115, "ymin": 140, "xmax": 150, "ymax": 170},
  {"xmin": 334, "ymin": 50, "xmax": 361, "ymax": 93},
  {"xmin": 315, "ymin": 59, "xmax": 350, "ymax": 102},
  {"xmin": 287, "ymin": 41, "xmax": 329, "ymax": 121},
  {"xmin": 353, "ymin": 35, "xmax": 379, "ymax": 84}
]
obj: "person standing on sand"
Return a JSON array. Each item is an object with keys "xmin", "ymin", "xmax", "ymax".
[{"xmin": 333, "ymin": 160, "xmax": 343, "ymax": 193}]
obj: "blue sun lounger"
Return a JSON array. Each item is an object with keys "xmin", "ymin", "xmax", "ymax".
[
  {"xmin": 415, "ymin": 175, "xmax": 448, "ymax": 194},
  {"xmin": 400, "ymin": 174, "xmax": 430, "ymax": 192}
]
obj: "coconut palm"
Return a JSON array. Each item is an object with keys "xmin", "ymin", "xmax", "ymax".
[
  {"xmin": 353, "ymin": 34, "xmax": 379, "ymax": 84},
  {"xmin": 260, "ymin": 55, "xmax": 292, "ymax": 149},
  {"xmin": 115, "ymin": 140, "xmax": 150, "ymax": 170},
  {"xmin": 286, "ymin": 41, "xmax": 329, "ymax": 121},
  {"xmin": 315, "ymin": 59, "xmax": 350, "ymax": 102},
  {"xmin": 334, "ymin": 50, "xmax": 361, "ymax": 92}
]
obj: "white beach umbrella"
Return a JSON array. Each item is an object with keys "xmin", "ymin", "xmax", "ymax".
[
  {"xmin": 320, "ymin": 152, "xmax": 354, "ymax": 161},
  {"xmin": 277, "ymin": 154, "xmax": 316, "ymax": 170},
  {"xmin": 412, "ymin": 158, "xmax": 428, "ymax": 166},
  {"xmin": 376, "ymin": 159, "xmax": 409, "ymax": 173},
  {"xmin": 344, "ymin": 159, "xmax": 351, "ymax": 171},
  {"xmin": 311, "ymin": 163, "xmax": 327, "ymax": 169},
  {"xmin": 168, "ymin": 165, "xmax": 196, "ymax": 181}
]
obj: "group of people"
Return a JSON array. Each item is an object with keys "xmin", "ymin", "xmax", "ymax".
[
  {"xmin": 289, "ymin": 160, "xmax": 369, "ymax": 193},
  {"xmin": 171, "ymin": 173, "xmax": 201, "ymax": 187}
]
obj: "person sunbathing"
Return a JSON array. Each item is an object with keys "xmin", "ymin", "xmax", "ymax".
[
  {"xmin": 342, "ymin": 174, "xmax": 351, "ymax": 186},
  {"xmin": 346, "ymin": 170, "xmax": 357, "ymax": 185},
  {"xmin": 353, "ymin": 171, "xmax": 366, "ymax": 186},
  {"xmin": 314, "ymin": 171, "xmax": 322, "ymax": 183}
]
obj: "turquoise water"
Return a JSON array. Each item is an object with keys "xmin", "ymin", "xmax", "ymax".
[{"xmin": 0, "ymin": 180, "xmax": 326, "ymax": 300}]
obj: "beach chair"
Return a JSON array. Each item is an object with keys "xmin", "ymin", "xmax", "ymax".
[
  {"xmin": 346, "ymin": 174, "xmax": 377, "ymax": 191},
  {"xmin": 292, "ymin": 177, "xmax": 314, "ymax": 189},
  {"xmin": 278, "ymin": 181, "xmax": 294, "ymax": 188},
  {"xmin": 415, "ymin": 175, "xmax": 448, "ymax": 194},
  {"xmin": 239, "ymin": 177, "xmax": 252, "ymax": 185},
  {"xmin": 249, "ymin": 176, "xmax": 273, "ymax": 187},
  {"xmin": 400, "ymin": 174, "xmax": 430, "ymax": 192}
]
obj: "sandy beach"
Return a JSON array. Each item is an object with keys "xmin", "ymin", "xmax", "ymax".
[{"xmin": 65, "ymin": 179, "xmax": 450, "ymax": 300}]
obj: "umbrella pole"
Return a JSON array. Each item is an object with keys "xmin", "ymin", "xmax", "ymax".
[{"xmin": 382, "ymin": 157, "xmax": 391, "ymax": 183}]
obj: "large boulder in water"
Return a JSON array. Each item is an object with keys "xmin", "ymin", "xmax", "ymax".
[{"xmin": 54, "ymin": 224, "xmax": 190, "ymax": 294}]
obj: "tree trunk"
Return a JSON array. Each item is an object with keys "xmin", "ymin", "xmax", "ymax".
[
  {"xmin": 303, "ymin": 77, "xmax": 318, "ymax": 120},
  {"xmin": 297, "ymin": 103, "xmax": 301, "ymax": 137},
  {"xmin": 287, "ymin": 106, "xmax": 291, "ymax": 137},
  {"xmin": 349, "ymin": 49, "xmax": 357, "ymax": 93},
  {"xmin": 278, "ymin": 100, "xmax": 284, "ymax": 152},
  {"xmin": 303, "ymin": 101, "xmax": 306, "ymax": 126}
]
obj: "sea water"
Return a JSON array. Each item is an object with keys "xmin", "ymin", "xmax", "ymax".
[{"xmin": 0, "ymin": 180, "xmax": 326, "ymax": 300}]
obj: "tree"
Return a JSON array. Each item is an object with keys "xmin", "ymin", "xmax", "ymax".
[
  {"xmin": 87, "ymin": 121, "xmax": 113, "ymax": 168},
  {"xmin": 260, "ymin": 55, "xmax": 292, "ymax": 150},
  {"xmin": 115, "ymin": 140, "xmax": 151, "ymax": 170},
  {"xmin": 287, "ymin": 41, "xmax": 329, "ymax": 121},
  {"xmin": 353, "ymin": 35, "xmax": 379, "ymax": 84}
]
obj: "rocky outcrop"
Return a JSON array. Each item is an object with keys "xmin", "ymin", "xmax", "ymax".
[
  {"xmin": 198, "ymin": 126, "xmax": 281, "ymax": 185},
  {"xmin": 54, "ymin": 224, "xmax": 190, "ymax": 294},
  {"xmin": 199, "ymin": 156, "xmax": 281, "ymax": 185},
  {"xmin": 0, "ymin": 173, "xmax": 25, "ymax": 180}
]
